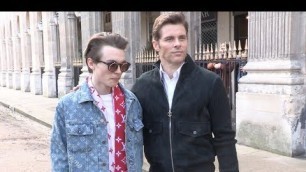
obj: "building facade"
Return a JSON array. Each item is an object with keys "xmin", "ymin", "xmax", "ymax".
[{"xmin": 0, "ymin": 11, "xmax": 305, "ymax": 157}]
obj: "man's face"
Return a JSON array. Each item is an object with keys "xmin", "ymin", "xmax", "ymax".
[
  {"xmin": 88, "ymin": 46, "xmax": 127, "ymax": 90},
  {"xmin": 153, "ymin": 24, "xmax": 188, "ymax": 66}
]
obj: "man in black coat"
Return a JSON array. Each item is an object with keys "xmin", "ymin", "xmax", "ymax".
[{"xmin": 132, "ymin": 12, "xmax": 239, "ymax": 172}]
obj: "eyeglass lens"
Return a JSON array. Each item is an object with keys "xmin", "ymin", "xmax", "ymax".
[{"xmin": 108, "ymin": 62, "xmax": 130, "ymax": 72}]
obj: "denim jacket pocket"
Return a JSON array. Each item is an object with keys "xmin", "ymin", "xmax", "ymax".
[
  {"xmin": 66, "ymin": 123, "xmax": 94, "ymax": 153},
  {"xmin": 127, "ymin": 119, "xmax": 144, "ymax": 144},
  {"xmin": 128, "ymin": 119, "xmax": 144, "ymax": 131},
  {"xmin": 67, "ymin": 123, "xmax": 94, "ymax": 136}
]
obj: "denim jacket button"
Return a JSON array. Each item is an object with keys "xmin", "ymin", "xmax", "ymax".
[
  {"xmin": 102, "ymin": 162, "xmax": 106, "ymax": 166},
  {"xmin": 149, "ymin": 129, "xmax": 152, "ymax": 133},
  {"xmin": 193, "ymin": 130, "xmax": 197, "ymax": 135},
  {"xmin": 102, "ymin": 140, "xmax": 106, "ymax": 144}
]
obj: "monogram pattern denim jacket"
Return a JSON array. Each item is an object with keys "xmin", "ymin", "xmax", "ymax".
[{"xmin": 50, "ymin": 82, "xmax": 144, "ymax": 172}]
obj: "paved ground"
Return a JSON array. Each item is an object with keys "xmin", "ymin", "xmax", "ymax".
[
  {"xmin": 0, "ymin": 105, "xmax": 51, "ymax": 172},
  {"xmin": 0, "ymin": 86, "xmax": 306, "ymax": 172}
]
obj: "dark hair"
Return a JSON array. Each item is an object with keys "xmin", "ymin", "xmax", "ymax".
[
  {"xmin": 83, "ymin": 32, "xmax": 128, "ymax": 73},
  {"xmin": 152, "ymin": 12, "xmax": 188, "ymax": 41}
]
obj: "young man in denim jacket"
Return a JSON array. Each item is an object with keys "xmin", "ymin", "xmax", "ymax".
[{"xmin": 51, "ymin": 32, "xmax": 144, "ymax": 172}]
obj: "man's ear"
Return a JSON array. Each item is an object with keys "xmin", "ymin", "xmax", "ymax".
[
  {"xmin": 152, "ymin": 40, "xmax": 159, "ymax": 52},
  {"xmin": 87, "ymin": 58, "xmax": 95, "ymax": 71}
]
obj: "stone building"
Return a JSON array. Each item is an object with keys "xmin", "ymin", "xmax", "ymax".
[{"xmin": 0, "ymin": 11, "xmax": 305, "ymax": 158}]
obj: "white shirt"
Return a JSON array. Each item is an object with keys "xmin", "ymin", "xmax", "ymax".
[
  {"xmin": 100, "ymin": 94, "xmax": 116, "ymax": 171},
  {"xmin": 159, "ymin": 63, "xmax": 184, "ymax": 109}
]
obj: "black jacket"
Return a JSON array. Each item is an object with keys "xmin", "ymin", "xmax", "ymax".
[{"xmin": 131, "ymin": 55, "xmax": 239, "ymax": 172}]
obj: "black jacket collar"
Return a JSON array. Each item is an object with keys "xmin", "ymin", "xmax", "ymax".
[{"xmin": 153, "ymin": 54, "xmax": 196, "ymax": 81}]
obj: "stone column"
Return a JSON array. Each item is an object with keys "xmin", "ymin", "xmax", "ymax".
[
  {"xmin": 11, "ymin": 14, "xmax": 21, "ymax": 90},
  {"xmin": 42, "ymin": 12, "xmax": 57, "ymax": 98},
  {"xmin": 5, "ymin": 19, "xmax": 13, "ymax": 88},
  {"xmin": 20, "ymin": 12, "xmax": 31, "ymax": 92},
  {"xmin": 112, "ymin": 12, "xmax": 141, "ymax": 89},
  {"xmin": 57, "ymin": 12, "xmax": 78, "ymax": 98},
  {"xmin": 0, "ymin": 23, "xmax": 7, "ymax": 87},
  {"xmin": 78, "ymin": 12, "xmax": 103, "ymax": 84},
  {"xmin": 29, "ymin": 12, "xmax": 44, "ymax": 95},
  {"xmin": 183, "ymin": 12, "xmax": 201, "ymax": 59},
  {"xmin": 0, "ymin": 19, "xmax": 1, "ymax": 87},
  {"xmin": 236, "ymin": 12, "xmax": 306, "ymax": 157}
]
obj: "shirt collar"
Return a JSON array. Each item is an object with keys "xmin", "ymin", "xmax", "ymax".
[{"xmin": 159, "ymin": 62, "xmax": 185, "ymax": 79}]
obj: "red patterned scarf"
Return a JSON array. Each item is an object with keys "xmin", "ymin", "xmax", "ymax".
[{"xmin": 113, "ymin": 84, "xmax": 127, "ymax": 172}]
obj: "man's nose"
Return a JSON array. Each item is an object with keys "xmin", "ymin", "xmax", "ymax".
[{"xmin": 174, "ymin": 38, "xmax": 181, "ymax": 47}]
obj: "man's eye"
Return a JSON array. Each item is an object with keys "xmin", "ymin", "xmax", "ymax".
[{"xmin": 179, "ymin": 37, "xmax": 186, "ymax": 41}]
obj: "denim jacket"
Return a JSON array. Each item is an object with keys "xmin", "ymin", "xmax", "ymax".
[{"xmin": 50, "ymin": 82, "xmax": 144, "ymax": 172}]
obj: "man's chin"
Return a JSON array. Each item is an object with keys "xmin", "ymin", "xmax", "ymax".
[
  {"xmin": 109, "ymin": 81, "xmax": 119, "ymax": 87},
  {"xmin": 173, "ymin": 57, "xmax": 185, "ymax": 64}
]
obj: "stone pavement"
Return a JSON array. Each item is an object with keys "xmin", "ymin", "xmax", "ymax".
[{"xmin": 0, "ymin": 86, "xmax": 306, "ymax": 172}]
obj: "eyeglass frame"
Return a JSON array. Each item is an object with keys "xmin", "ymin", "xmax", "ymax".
[{"xmin": 96, "ymin": 60, "xmax": 131, "ymax": 72}]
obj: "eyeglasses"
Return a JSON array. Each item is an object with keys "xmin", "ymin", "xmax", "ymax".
[{"xmin": 97, "ymin": 60, "xmax": 131, "ymax": 72}]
